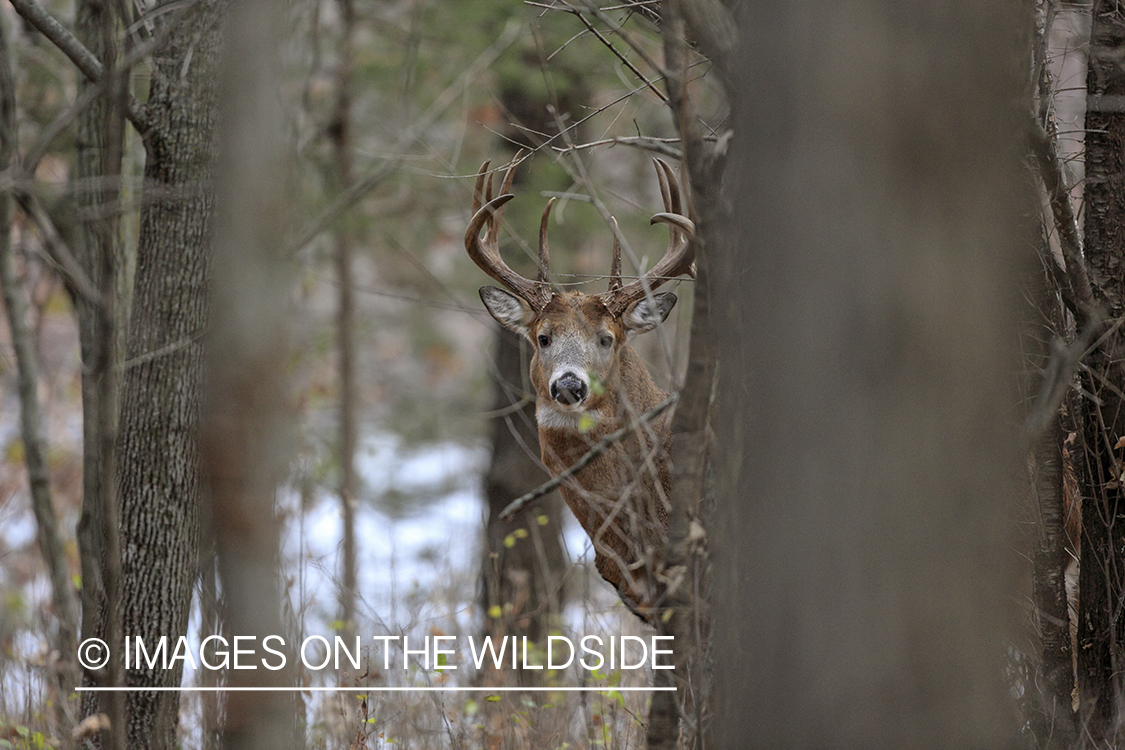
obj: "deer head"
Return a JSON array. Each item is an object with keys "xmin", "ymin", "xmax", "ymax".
[{"xmin": 466, "ymin": 154, "xmax": 695, "ymax": 425}]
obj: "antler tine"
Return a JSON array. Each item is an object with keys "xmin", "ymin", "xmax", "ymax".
[
  {"xmin": 538, "ymin": 197, "xmax": 555, "ymax": 285},
  {"xmin": 471, "ymin": 160, "xmax": 490, "ymax": 216},
  {"xmin": 601, "ymin": 160, "xmax": 695, "ymax": 314},
  {"xmin": 484, "ymin": 149, "xmax": 528, "ymax": 247},
  {"xmin": 654, "ymin": 158, "xmax": 683, "ymax": 215},
  {"xmin": 465, "ymin": 153, "xmax": 551, "ymax": 311},
  {"xmin": 608, "ymin": 217, "xmax": 622, "ymax": 293},
  {"xmin": 654, "ymin": 158, "xmax": 674, "ymax": 215}
]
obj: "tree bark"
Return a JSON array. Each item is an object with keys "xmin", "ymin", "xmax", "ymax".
[
  {"xmin": 710, "ymin": 1, "xmax": 1031, "ymax": 746},
  {"xmin": 1075, "ymin": 0, "xmax": 1125, "ymax": 739},
  {"xmin": 72, "ymin": 0, "xmax": 128, "ymax": 683},
  {"xmin": 647, "ymin": 3, "xmax": 726, "ymax": 746},
  {"xmin": 480, "ymin": 328, "xmax": 566, "ymax": 675},
  {"xmin": 1028, "ymin": 410, "xmax": 1079, "ymax": 746},
  {"xmin": 78, "ymin": 1, "xmax": 221, "ymax": 747}
]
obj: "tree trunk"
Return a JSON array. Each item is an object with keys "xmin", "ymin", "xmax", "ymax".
[
  {"xmin": 199, "ymin": 0, "xmax": 295, "ymax": 746},
  {"xmin": 72, "ymin": 0, "xmax": 127, "ymax": 661},
  {"xmin": 480, "ymin": 328, "xmax": 566, "ymax": 673},
  {"xmin": 0, "ymin": 17, "xmax": 81, "ymax": 734},
  {"xmin": 78, "ymin": 1, "xmax": 220, "ymax": 747},
  {"xmin": 1075, "ymin": 0, "xmax": 1125, "ymax": 739},
  {"xmin": 710, "ymin": 2, "xmax": 1031, "ymax": 746},
  {"xmin": 331, "ymin": 0, "xmax": 358, "ymax": 648}
]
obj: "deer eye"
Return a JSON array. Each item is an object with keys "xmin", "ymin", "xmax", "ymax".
[
  {"xmin": 537, "ymin": 334, "xmax": 551, "ymax": 348},
  {"xmin": 599, "ymin": 334, "xmax": 614, "ymax": 348}
]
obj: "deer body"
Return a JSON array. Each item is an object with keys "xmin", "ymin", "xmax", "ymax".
[{"xmin": 467, "ymin": 155, "xmax": 693, "ymax": 619}]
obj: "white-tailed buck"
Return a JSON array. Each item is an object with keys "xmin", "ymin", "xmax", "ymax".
[{"xmin": 467, "ymin": 154, "xmax": 694, "ymax": 620}]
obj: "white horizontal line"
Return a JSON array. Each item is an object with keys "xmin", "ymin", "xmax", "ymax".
[{"xmin": 77, "ymin": 686, "xmax": 674, "ymax": 693}]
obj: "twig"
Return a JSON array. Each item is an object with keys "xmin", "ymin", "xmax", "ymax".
[
  {"xmin": 499, "ymin": 393, "xmax": 678, "ymax": 520},
  {"xmin": 14, "ymin": 191, "xmax": 104, "ymax": 306},
  {"xmin": 286, "ymin": 19, "xmax": 521, "ymax": 257},
  {"xmin": 7, "ymin": 0, "xmax": 151, "ymax": 133},
  {"xmin": 1028, "ymin": 116, "xmax": 1096, "ymax": 322},
  {"xmin": 563, "ymin": 4, "xmax": 667, "ymax": 102},
  {"xmin": 563, "ymin": 0, "xmax": 667, "ymax": 82},
  {"xmin": 0, "ymin": 29, "xmax": 81, "ymax": 715},
  {"xmin": 1023, "ymin": 315, "xmax": 1103, "ymax": 446},
  {"xmin": 119, "ymin": 330, "xmax": 205, "ymax": 370},
  {"xmin": 20, "ymin": 6, "xmax": 188, "ymax": 173},
  {"xmin": 551, "ymin": 135, "xmax": 683, "ymax": 160}
]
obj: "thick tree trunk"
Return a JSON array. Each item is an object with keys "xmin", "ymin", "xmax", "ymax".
[
  {"xmin": 78, "ymin": 2, "xmax": 220, "ymax": 747},
  {"xmin": 200, "ymin": 0, "xmax": 295, "ymax": 746},
  {"xmin": 1075, "ymin": 0, "xmax": 1125, "ymax": 739},
  {"xmin": 710, "ymin": 2, "xmax": 1030, "ymax": 746}
]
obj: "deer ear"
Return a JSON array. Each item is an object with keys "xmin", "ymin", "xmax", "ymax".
[
  {"xmin": 480, "ymin": 286, "xmax": 535, "ymax": 337},
  {"xmin": 623, "ymin": 292, "xmax": 677, "ymax": 335}
]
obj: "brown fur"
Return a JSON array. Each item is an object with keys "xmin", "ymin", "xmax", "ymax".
[{"xmin": 529, "ymin": 293, "xmax": 672, "ymax": 620}]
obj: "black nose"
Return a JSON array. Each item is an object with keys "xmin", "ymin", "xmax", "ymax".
[{"xmin": 550, "ymin": 374, "xmax": 587, "ymax": 405}]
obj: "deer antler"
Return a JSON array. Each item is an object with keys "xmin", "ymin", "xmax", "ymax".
[
  {"xmin": 601, "ymin": 158, "xmax": 695, "ymax": 314},
  {"xmin": 464, "ymin": 151, "xmax": 553, "ymax": 312}
]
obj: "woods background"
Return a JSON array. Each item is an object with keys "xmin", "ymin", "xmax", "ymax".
[{"xmin": 0, "ymin": 0, "xmax": 1122, "ymax": 749}]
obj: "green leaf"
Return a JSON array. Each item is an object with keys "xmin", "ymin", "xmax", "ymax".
[
  {"xmin": 578, "ymin": 413, "xmax": 596, "ymax": 433},
  {"xmin": 488, "ymin": 605, "xmax": 503, "ymax": 619},
  {"xmin": 486, "ymin": 694, "xmax": 502, "ymax": 703}
]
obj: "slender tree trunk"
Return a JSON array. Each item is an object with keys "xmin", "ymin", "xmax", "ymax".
[
  {"xmin": 0, "ymin": 17, "xmax": 81, "ymax": 735},
  {"xmin": 332, "ymin": 0, "xmax": 358, "ymax": 648},
  {"xmin": 1029, "ymin": 411, "xmax": 1079, "ymax": 745},
  {"xmin": 647, "ymin": 3, "xmax": 728, "ymax": 747},
  {"xmin": 72, "ymin": 0, "xmax": 128, "ymax": 669},
  {"xmin": 1075, "ymin": 0, "xmax": 1125, "ymax": 739},
  {"xmin": 710, "ymin": 2, "xmax": 1031, "ymax": 746}
]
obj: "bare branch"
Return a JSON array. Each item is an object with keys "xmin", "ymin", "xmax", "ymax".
[
  {"xmin": 1028, "ymin": 116, "xmax": 1096, "ymax": 321},
  {"xmin": 564, "ymin": 4, "xmax": 667, "ymax": 102},
  {"xmin": 0, "ymin": 25, "xmax": 81, "ymax": 718},
  {"xmin": 550, "ymin": 134, "xmax": 683, "ymax": 159},
  {"xmin": 7, "ymin": 0, "xmax": 151, "ymax": 133},
  {"xmin": 20, "ymin": 13, "xmax": 181, "ymax": 173},
  {"xmin": 499, "ymin": 393, "xmax": 678, "ymax": 520},
  {"xmin": 566, "ymin": 0, "xmax": 666, "ymax": 81},
  {"xmin": 14, "ymin": 191, "xmax": 104, "ymax": 306},
  {"xmin": 286, "ymin": 19, "xmax": 521, "ymax": 257}
]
